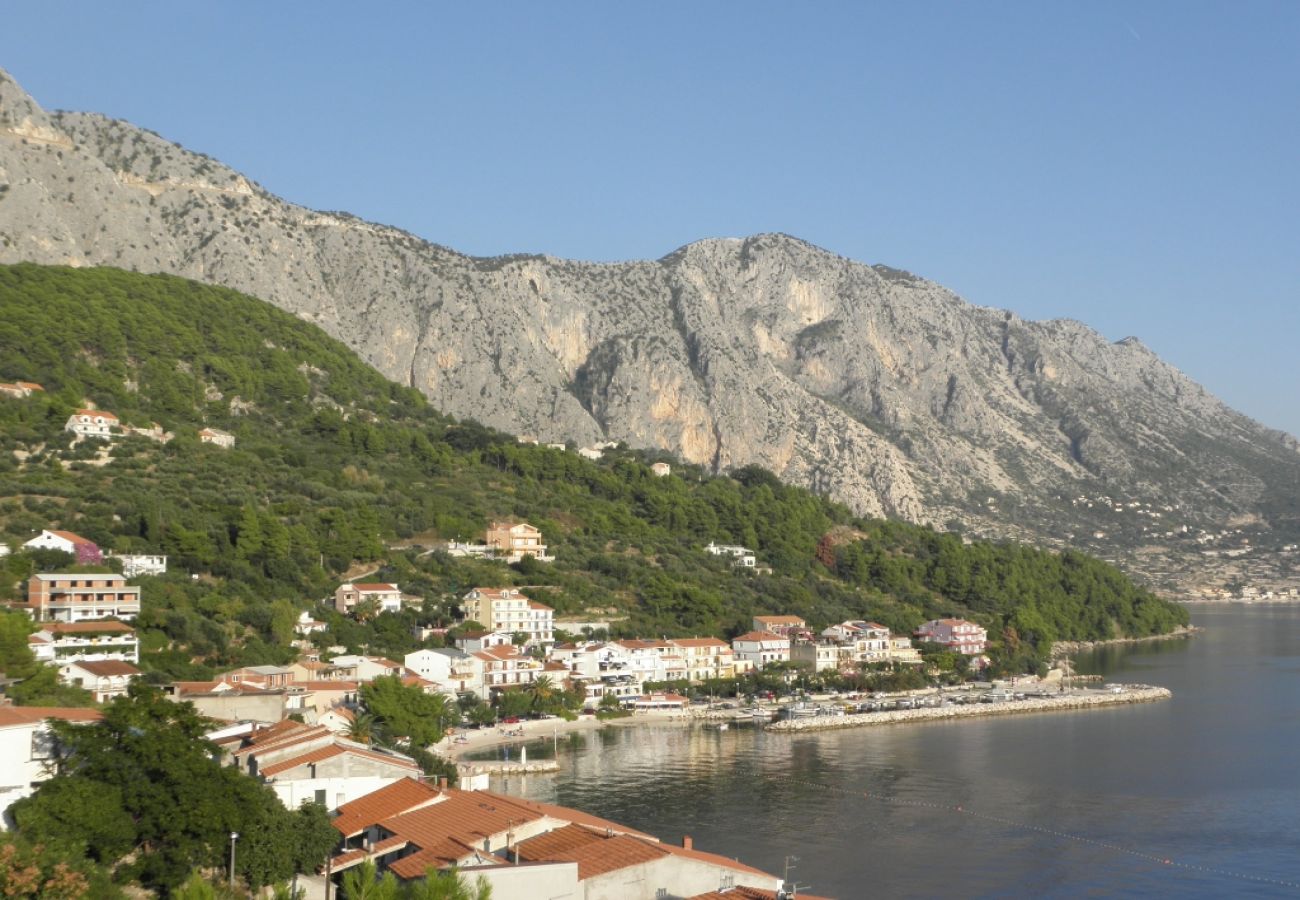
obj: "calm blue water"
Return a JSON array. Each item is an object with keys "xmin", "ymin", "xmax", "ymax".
[{"xmin": 496, "ymin": 605, "xmax": 1300, "ymax": 898}]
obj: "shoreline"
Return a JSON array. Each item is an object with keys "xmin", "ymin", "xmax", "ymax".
[
  {"xmin": 436, "ymin": 709, "xmax": 692, "ymax": 762},
  {"xmin": 1050, "ymin": 625, "xmax": 1201, "ymax": 658},
  {"xmin": 765, "ymin": 685, "xmax": 1171, "ymax": 734}
]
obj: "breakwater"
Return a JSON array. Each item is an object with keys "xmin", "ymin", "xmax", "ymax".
[
  {"xmin": 766, "ymin": 686, "xmax": 1171, "ymax": 733},
  {"xmin": 457, "ymin": 760, "xmax": 560, "ymax": 775}
]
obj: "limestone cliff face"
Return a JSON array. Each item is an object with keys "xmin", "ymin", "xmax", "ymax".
[{"xmin": 3, "ymin": 68, "xmax": 1298, "ymax": 561}]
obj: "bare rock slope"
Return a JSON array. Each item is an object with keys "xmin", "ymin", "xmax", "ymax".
[{"xmin": 2, "ymin": 68, "xmax": 1297, "ymax": 582}]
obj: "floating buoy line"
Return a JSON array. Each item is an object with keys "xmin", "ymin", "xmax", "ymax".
[{"xmin": 791, "ymin": 777, "xmax": 1300, "ymax": 892}]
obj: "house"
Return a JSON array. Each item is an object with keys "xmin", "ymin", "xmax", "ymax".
[
  {"xmin": 669, "ymin": 638, "xmax": 736, "ymax": 682},
  {"xmin": 460, "ymin": 588, "xmax": 554, "ymax": 646},
  {"xmin": 295, "ymin": 609, "xmax": 328, "ymax": 636},
  {"xmin": 327, "ymin": 656, "xmax": 407, "ymax": 683},
  {"xmin": 473, "ymin": 644, "xmax": 544, "ymax": 695},
  {"xmin": 0, "ymin": 706, "xmax": 101, "ymax": 824},
  {"xmin": 28, "ymin": 620, "xmax": 139, "ymax": 666},
  {"xmin": 888, "ymin": 635, "xmax": 924, "ymax": 665},
  {"xmin": 58, "ymin": 659, "xmax": 142, "ymax": 702},
  {"xmin": 650, "ymin": 462, "xmax": 672, "ymax": 477},
  {"xmin": 822, "ymin": 621, "xmax": 891, "ymax": 663},
  {"xmin": 550, "ymin": 642, "xmax": 640, "ymax": 705},
  {"xmin": 752, "ymin": 615, "xmax": 807, "ymax": 637},
  {"xmin": 0, "ymin": 381, "xmax": 44, "ymax": 399},
  {"xmin": 23, "ymin": 529, "xmax": 103, "ymax": 564},
  {"xmin": 452, "ymin": 630, "xmax": 513, "ymax": 653},
  {"xmin": 24, "ymin": 573, "xmax": 139, "ymax": 622},
  {"xmin": 198, "ymin": 427, "xmax": 236, "ymax": 448},
  {"xmin": 216, "ymin": 720, "xmax": 421, "ymax": 810},
  {"xmin": 107, "ymin": 553, "xmax": 167, "ymax": 578},
  {"xmin": 122, "ymin": 422, "xmax": 173, "ymax": 443},
  {"xmin": 403, "ymin": 648, "xmax": 482, "ymax": 698},
  {"xmin": 790, "ymin": 641, "xmax": 840, "ymax": 673},
  {"xmin": 915, "ymin": 618, "xmax": 988, "ymax": 655},
  {"xmin": 325, "ymin": 777, "xmax": 787, "ymax": 900},
  {"xmin": 731, "ymin": 632, "xmax": 791, "ymax": 668},
  {"xmin": 64, "ymin": 409, "xmax": 119, "ymax": 440},
  {"xmin": 167, "ymin": 678, "xmax": 308, "ymax": 723},
  {"xmin": 335, "ymin": 583, "xmax": 403, "ymax": 616},
  {"xmin": 705, "ymin": 541, "xmax": 757, "ymax": 568},
  {"xmin": 484, "ymin": 521, "xmax": 552, "ymax": 563}
]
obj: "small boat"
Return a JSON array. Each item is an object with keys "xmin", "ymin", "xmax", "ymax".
[{"xmin": 716, "ymin": 722, "xmax": 729, "ymax": 731}]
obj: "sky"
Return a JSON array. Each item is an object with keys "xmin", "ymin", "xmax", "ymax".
[{"xmin": 2, "ymin": 2, "xmax": 1297, "ymax": 436}]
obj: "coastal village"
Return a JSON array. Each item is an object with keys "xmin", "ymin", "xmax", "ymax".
[{"xmin": 0, "ymin": 508, "xmax": 1172, "ymax": 899}]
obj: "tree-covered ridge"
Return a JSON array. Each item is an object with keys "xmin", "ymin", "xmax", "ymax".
[{"xmin": 0, "ymin": 264, "xmax": 1186, "ymax": 676}]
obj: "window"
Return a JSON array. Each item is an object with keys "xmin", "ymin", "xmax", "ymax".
[{"xmin": 315, "ymin": 789, "xmax": 327, "ymax": 805}]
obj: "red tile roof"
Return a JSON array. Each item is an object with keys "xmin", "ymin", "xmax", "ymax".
[
  {"xmin": 39, "ymin": 621, "xmax": 135, "ymax": 635},
  {"xmin": 0, "ymin": 706, "xmax": 102, "ymax": 728},
  {"xmin": 732, "ymin": 631, "xmax": 788, "ymax": 643},
  {"xmin": 332, "ymin": 778, "xmax": 444, "ymax": 837},
  {"xmin": 49, "ymin": 530, "xmax": 97, "ymax": 546},
  {"xmin": 352, "ymin": 583, "xmax": 400, "ymax": 593},
  {"xmin": 516, "ymin": 825, "xmax": 667, "ymax": 879},
  {"xmin": 72, "ymin": 409, "xmax": 118, "ymax": 420},
  {"xmin": 65, "ymin": 660, "xmax": 141, "ymax": 677}
]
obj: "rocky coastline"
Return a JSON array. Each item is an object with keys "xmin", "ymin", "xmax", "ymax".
[{"xmin": 1050, "ymin": 625, "xmax": 1201, "ymax": 658}]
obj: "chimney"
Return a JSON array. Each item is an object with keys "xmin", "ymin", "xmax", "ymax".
[
  {"xmin": 438, "ymin": 776, "xmax": 448, "ymax": 789},
  {"xmin": 682, "ymin": 835, "xmax": 693, "ymax": 850}
]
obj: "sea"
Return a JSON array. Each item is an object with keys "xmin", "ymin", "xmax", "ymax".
[{"xmin": 483, "ymin": 605, "xmax": 1300, "ymax": 897}]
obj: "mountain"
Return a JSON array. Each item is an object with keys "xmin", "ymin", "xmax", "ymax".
[
  {"xmin": 0, "ymin": 264, "xmax": 1189, "ymax": 678},
  {"xmin": 1, "ymin": 67, "xmax": 1297, "ymax": 590}
]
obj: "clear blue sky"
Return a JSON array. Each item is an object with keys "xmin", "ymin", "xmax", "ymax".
[{"xmin": 3, "ymin": 2, "xmax": 1297, "ymax": 436}]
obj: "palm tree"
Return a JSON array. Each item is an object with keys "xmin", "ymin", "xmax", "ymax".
[
  {"xmin": 347, "ymin": 711, "xmax": 379, "ymax": 745},
  {"xmin": 528, "ymin": 675, "xmax": 556, "ymax": 713},
  {"xmin": 404, "ymin": 867, "xmax": 493, "ymax": 900},
  {"xmin": 340, "ymin": 859, "xmax": 400, "ymax": 900}
]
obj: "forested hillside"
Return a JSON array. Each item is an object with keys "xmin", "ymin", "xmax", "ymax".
[{"xmin": 0, "ymin": 264, "xmax": 1188, "ymax": 679}]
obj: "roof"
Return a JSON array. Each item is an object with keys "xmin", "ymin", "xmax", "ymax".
[
  {"xmin": 528, "ymin": 601, "xmax": 554, "ymax": 611},
  {"xmin": 38, "ymin": 620, "xmax": 135, "ymax": 635},
  {"xmin": 670, "ymin": 637, "xmax": 729, "ymax": 648},
  {"xmin": 381, "ymin": 790, "xmax": 550, "ymax": 877},
  {"xmin": 515, "ymin": 825, "xmax": 666, "ymax": 879},
  {"xmin": 732, "ymin": 631, "xmax": 789, "ymax": 643},
  {"xmin": 259, "ymin": 743, "xmax": 419, "ymax": 778},
  {"xmin": 64, "ymin": 660, "xmax": 141, "ymax": 677},
  {"xmin": 351, "ymin": 583, "xmax": 401, "ymax": 593},
  {"xmin": 332, "ymin": 777, "xmax": 443, "ymax": 837},
  {"xmin": 16, "ymin": 382, "xmax": 44, "ymax": 390},
  {"xmin": 48, "ymin": 530, "xmax": 98, "ymax": 546},
  {"xmin": 463, "ymin": 587, "xmax": 530, "ymax": 602},
  {"xmin": 71, "ymin": 409, "xmax": 118, "ymax": 420},
  {"xmin": 754, "ymin": 615, "xmax": 805, "ymax": 624},
  {"xmin": 0, "ymin": 706, "xmax": 102, "ymax": 728}
]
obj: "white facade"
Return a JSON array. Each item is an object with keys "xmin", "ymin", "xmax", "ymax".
[
  {"xmin": 334, "ymin": 583, "xmax": 403, "ymax": 616},
  {"xmin": 0, "ymin": 707, "xmax": 101, "ymax": 825},
  {"xmin": 65, "ymin": 409, "xmax": 118, "ymax": 439},
  {"xmin": 30, "ymin": 621, "xmax": 138, "ymax": 665},
  {"xmin": 23, "ymin": 530, "xmax": 94, "ymax": 556},
  {"xmin": 198, "ymin": 427, "xmax": 236, "ymax": 448},
  {"xmin": 109, "ymin": 553, "xmax": 168, "ymax": 578},
  {"xmin": 650, "ymin": 462, "xmax": 671, "ymax": 477},
  {"xmin": 704, "ymin": 541, "xmax": 757, "ymax": 568},
  {"xmin": 731, "ymin": 631, "xmax": 791, "ymax": 668},
  {"xmin": 461, "ymin": 588, "xmax": 554, "ymax": 645}
]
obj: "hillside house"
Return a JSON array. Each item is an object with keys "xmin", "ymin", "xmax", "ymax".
[
  {"xmin": 108, "ymin": 552, "xmax": 167, "ymax": 577},
  {"xmin": 295, "ymin": 609, "xmax": 328, "ymax": 636},
  {"xmin": 59, "ymin": 659, "xmax": 142, "ymax": 702},
  {"xmin": 651, "ymin": 462, "xmax": 671, "ymax": 477},
  {"xmin": 915, "ymin": 618, "xmax": 988, "ymax": 655},
  {"xmin": 64, "ymin": 408, "xmax": 119, "ymax": 440},
  {"xmin": 705, "ymin": 541, "xmax": 757, "ymax": 568},
  {"xmin": 24, "ymin": 529, "xmax": 103, "ymax": 564},
  {"xmin": 752, "ymin": 614, "xmax": 807, "ymax": 637},
  {"xmin": 484, "ymin": 521, "xmax": 552, "ymax": 563},
  {"xmin": 473, "ymin": 644, "xmax": 544, "ymax": 695},
  {"xmin": 25, "ymin": 573, "xmax": 139, "ymax": 622},
  {"xmin": 335, "ymin": 582, "xmax": 403, "ymax": 616},
  {"xmin": 461, "ymin": 588, "xmax": 554, "ymax": 645},
  {"xmin": 29, "ymin": 620, "xmax": 138, "ymax": 665},
  {"xmin": 198, "ymin": 427, "xmax": 236, "ymax": 448},
  {"xmin": 0, "ymin": 381, "xmax": 43, "ymax": 398}
]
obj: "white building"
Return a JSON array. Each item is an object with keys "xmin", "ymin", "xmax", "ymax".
[
  {"xmin": 461, "ymin": 588, "xmax": 554, "ymax": 646},
  {"xmin": 198, "ymin": 427, "xmax": 236, "ymax": 448},
  {"xmin": 64, "ymin": 409, "xmax": 118, "ymax": 440},
  {"xmin": 109, "ymin": 553, "xmax": 168, "ymax": 578},
  {"xmin": 23, "ymin": 529, "xmax": 100, "ymax": 557},
  {"xmin": 59, "ymin": 660, "xmax": 142, "ymax": 702},
  {"xmin": 295, "ymin": 610, "xmax": 328, "ymax": 636},
  {"xmin": 650, "ymin": 462, "xmax": 671, "ymax": 477},
  {"xmin": 484, "ymin": 521, "xmax": 552, "ymax": 563},
  {"xmin": 327, "ymin": 655, "xmax": 407, "ymax": 683},
  {"xmin": 731, "ymin": 631, "xmax": 791, "ymax": 668},
  {"xmin": 0, "ymin": 706, "xmax": 102, "ymax": 824},
  {"xmin": 29, "ymin": 620, "xmax": 139, "ymax": 665},
  {"xmin": 403, "ymin": 648, "xmax": 483, "ymax": 697},
  {"xmin": 790, "ymin": 641, "xmax": 840, "ymax": 673},
  {"xmin": 473, "ymin": 644, "xmax": 545, "ymax": 695},
  {"xmin": 704, "ymin": 541, "xmax": 757, "ymax": 568}
]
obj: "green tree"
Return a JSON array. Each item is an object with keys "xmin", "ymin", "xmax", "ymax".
[{"xmin": 360, "ymin": 675, "xmax": 451, "ymax": 747}]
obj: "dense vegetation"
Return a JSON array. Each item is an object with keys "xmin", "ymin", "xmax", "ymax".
[
  {"xmin": 11, "ymin": 685, "xmax": 336, "ymax": 894},
  {"xmin": 0, "ymin": 264, "xmax": 1187, "ymax": 680}
]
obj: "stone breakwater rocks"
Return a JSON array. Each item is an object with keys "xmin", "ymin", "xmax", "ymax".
[
  {"xmin": 765, "ymin": 686, "xmax": 1172, "ymax": 734},
  {"xmin": 456, "ymin": 760, "xmax": 560, "ymax": 775}
]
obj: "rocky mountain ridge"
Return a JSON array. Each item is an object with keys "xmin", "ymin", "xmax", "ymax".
[{"xmin": 2, "ymin": 67, "xmax": 1297, "ymax": 589}]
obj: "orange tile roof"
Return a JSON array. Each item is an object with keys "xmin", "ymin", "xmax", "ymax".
[
  {"xmin": 332, "ymin": 778, "xmax": 443, "ymax": 837},
  {"xmin": 670, "ymin": 638, "xmax": 729, "ymax": 648},
  {"xmin": 39, "ymin": 621, "xmax": 135, "ymax": 635},
  {"xmin": 352, "ymin": 583, "xmax": 400, "ymax": 592},
  {"xmin": 66, "ymin": 660, "xmax": 141, "ymax": 677},
  {"xmin": 72, "ymin": 409, "xmax": 118, "ymax": 420},
  {"xmin": 515, "ymin": 825, "xmax": 668, "ymax": 879},
  {"xmin": 49, "ymin": 530, "xmax": 97, "ymax": 546},
  {"xmin": 755, "ymin": 615, "xmax": 805, "ymax": 624},
  {"xmin": 0, "ymin": 706, "xmax": 102, "ymax": 728},
  {"xmin": 732, "ymin": 631, "xmax": 788, "ymax": 643},
  {"xmin": 16, "ymin": 382, "xmax": 44, "ymax": 391}
]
